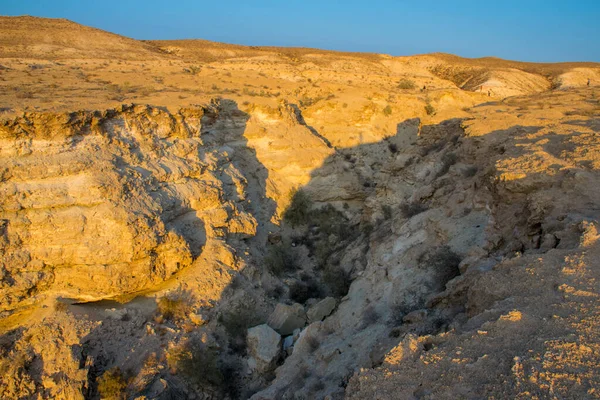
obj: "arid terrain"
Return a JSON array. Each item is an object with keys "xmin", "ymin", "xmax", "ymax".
[{"xmin": 1, "ymin": 15, "xmax": 600, "ymax": 400}]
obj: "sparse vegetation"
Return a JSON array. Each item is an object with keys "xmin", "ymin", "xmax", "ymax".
[
  {"xmin": 54, "ymin": 300, "xmax": 69, "ymax": 313},
  {"xmin": 283, "ymin": 188, "xmax": 312, "ymax": 226},
  {"xmin": 361, "ymin": 221, "xmax": 374, "ymax": 237},
  {"xmin": 397, "ymin": 79, "xmax": 416, "ymax": 90},
  {"xmin": 299, "ymin": 96, "xmax": 324, "ymax": 108},
  {"xmin": 186, "ymin": 65, "xmax": 201, "ymax": 75},
  {"xmin": 219, "ymin": 305, "xmax": 262, "ymax": 355},
  {"xmin": 14, "ymin": 88, "xmax": 33, "ymax": 99},
  {"xmin": 167, "ymin": 336, "xmax": 223, "ymax": 388},
  {"xmin": 323, "ymin": 263, "xmax": 352, "ymax": 297},
  {"xmin": 265, "ymin": 242, "xmax": 300, "ymax": 276},
  {"xmin": 266, "ymin": 284, "xmax": 285, "ymax": 299},
  {"xmin": 305, "ymin": 335, "xmax": 320, "ymax": 353},
  {"xmin": 382, "ymin": 205, "xmax": 393, "ymax": 220},
  {"xmin": 280, "ymin": 190, "xmax": 359, "ymax": 299},
  {"xmin": 421, "ymin": 140, "xmax": 446, "ymax": 156},
  {"xmin": 362, "ymin": 305, "xmax": 380, "ymax": 326},
  {"xmin": 400, "ymin": 202, "xmax": 428, "ymax": 218},
  {"xmin": 383, "ymin": 104, "xmax": 393, "ymax": 116},
  {"xmin": 97, "ymin": 367, "xmax": 127, "ymax": 400},
  {"xmin": 462, "ymin": 165, "xmax": 478, "ymax": 178},
  {"xmin": 425, "ymin": 103, "xmax": 436, "ymax": 115},
  {"xmin": 421, "ymin": 246, "xmax": 462, "ymax": 285},
  {"xmin": 289, "ymin": 275, "xmax": 322, "ymax": 304},
  {"xmin": 157, "ymin": 289, "xmax": 195, "ymax": 323}
]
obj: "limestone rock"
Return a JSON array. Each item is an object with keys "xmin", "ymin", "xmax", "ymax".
[
  {"xmin": 247, "ymin": 324, "xmax": 281, "ymax": 373},
  {"xmin": 267, "ymin": 303, "xmax": 307, "ymax": 335},
  {"xmin": 389, "ymin": 118, "xmax": 420, "ymax": 150},
  {"xmin": 306, "ymin": 297, "xmax": 336, "ymax": 323}
]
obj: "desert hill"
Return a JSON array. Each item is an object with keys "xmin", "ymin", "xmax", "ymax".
[
  {"xmin": 0, "ymin": 16, "xmax": 167, "ymax": 60},
  {"xmin": 1, "ymin": 16, "xmax": 598, "ymax": 121},
  {"xmin": 1, "ymin": 15, "xmax": 600, "ymax": 400}
]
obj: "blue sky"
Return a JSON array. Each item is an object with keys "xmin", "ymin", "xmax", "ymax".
[{"xmin": 2, "ymin": 0, "xmax": 599, "ymax": 62}]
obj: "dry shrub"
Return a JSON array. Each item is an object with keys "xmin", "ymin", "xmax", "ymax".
[
  {"xmin": 398, "ymin": 79, "xmax": 416, "ymax": 90},
  {"xmin": 167, "ymin": 336, "xmax": 222, "ymax": 388},
  {"xmin": 265, "ymin": 243, "xmax": 300, "ymax": 276},
  {"xmin": 14, "ymin": 88, "xmax": 33, "ymax": 99},
  {"xmin": 425, "ymin": 103, "xmax": 436, "ymax": 115},
  {"xmin": 219, "ymin": 305, "xmax": 262, "ymax": 355},
  {"xmin": 283, "ymin": 188, "xmax": 312, "ymax": 227},
  {"xmin": 421, "ymin": 246, "xmax": 462, "ymax": 286},
  {"xmin": 157, "ymin": 289, "xmax": 195, "ymax": 323},
  {"xmin": 97, "ymin": 367, "xmax": 127, "ymax": 400},
  {"xmin": 362, "ymin": 305, "xmax": 380, "ymax": 327},
  {"xmin": 400, "ymin": 202, "xmax": 428, "ymax": 218}
]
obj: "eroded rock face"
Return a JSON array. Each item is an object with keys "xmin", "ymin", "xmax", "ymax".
[
  {"xmin": 0, "ymin": 103, "xmax": 235, "ymax": 309},
  {"xmin": 0, "ymin": 314, "xmax": 90, "ymax": 400},
  {"xmin": 0, "ymin": 101, "xmax": 324, "ymax": 314}
]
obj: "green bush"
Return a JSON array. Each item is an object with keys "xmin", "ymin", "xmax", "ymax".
[
  {"xmin": 310, "ymin": 205, "xmax": 354, "ymax": 238},
  {"xmin": 284, "ymin": 189, "xmax": 312, "ymax": 226},
  {"xmin": 97, "ymin": 367, "xmax": 127, "ymax": 400}
]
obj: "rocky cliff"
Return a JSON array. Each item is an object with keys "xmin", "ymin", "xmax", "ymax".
[{"xmin": 2, "ymin": 15, "xmax": 600, "ymax": 400}]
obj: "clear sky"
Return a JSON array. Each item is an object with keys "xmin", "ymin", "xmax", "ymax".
[{"xmin": 2, "ymin": 0, "xmax": 599, "ymax": 62}]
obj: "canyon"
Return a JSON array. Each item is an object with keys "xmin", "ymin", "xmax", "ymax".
[{"xmin": 1, "ymin": 15, "xmax": 600, "ymax": 400}]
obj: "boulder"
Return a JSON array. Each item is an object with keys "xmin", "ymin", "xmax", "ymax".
[
  {"xmin": 267, "ymin": 303, "xmax": 306, "ymax": 335},
  {"xmin": 306, "ymin": 297, "xmax": 336, "ymax": 323},
  {"xmin": 247, "ymin": 324, "xmax": 281, "ymax": 373}
]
